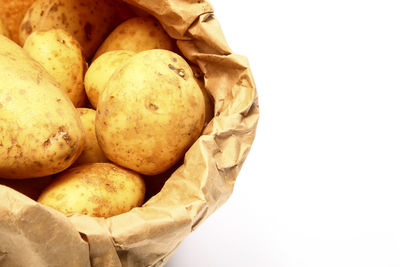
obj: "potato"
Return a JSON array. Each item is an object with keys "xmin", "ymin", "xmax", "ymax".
[
  {"xmin": 96, "ymin": 49, "xmax": 205, "ymax": 175},
  {"xmin": 0, "ymin": 35, "xmax": 85, "ymax": 179},
  {"xmin": 0, "ymin": 16, "xmax": 11, "ymax": 39},
  {"xmin": 19, "ymin": 0, "xmax": 133, "ymax": 59},
  {"xmin": 190, "ymin": 65, "xmax": 214, "ymax": 126},
  {"xmin": 0, "ymin": 176, "xmax": 53, "ymax": 200},
  {"xmin": 73, "ymin": 108, "xmax": 108, "ymax": 166},
  {"xmin": 93, "ymin": 17, "xmax": 175, "ymax": 60},
  {"xmin": 23, "ymin": 29, "xmax": 87, "ymax": 107},
  {"xmin": 0, "ymin": 0, "xmax": 35, "ymax": 42},
  {"xmin": 38, "ymin": 163, "xmax": 146, "ymax": 218},
  {"xmin": 84, "ymin": 50, "xmax": 136, "ymax": 108}
]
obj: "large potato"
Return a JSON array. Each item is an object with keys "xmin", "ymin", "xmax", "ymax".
[
  {"xmin": 0, "ymin": 16, "xmax": 11, "ymax": 38},
  {"xmin": 19, "ymin": 0, "xmax": 133, "ymax": 59},
  {"xmin": 38, "ymin": 163, "xmax": 146, "ymax": 218},
  {"xmin": 84, "ymin": 50, "xmax": 136, "ymax": 108},
  {"xmin": 23, "ymin": 29, "xmax": 87, "ymax": 107},
  {"xmin": 0, "ymin": 176, "xmax": 53, "ymax": 200},
  {"xmin": 93, "ymin": 17, "xmax": 175, "ymax": 60},
  {"xmin": 96, "ymin": 49, "xmax": 205, "ymax": 175},
  {"xmin": 0, "ymin": 35, "xmax": 85, "ymax": 179},
  {"xmin": 0, "ymin": 0, "xmax": 35, "ymax": 42},
  {"xmin": 73, "ymin": 108, "xmax": 108, "ymax": 166}
]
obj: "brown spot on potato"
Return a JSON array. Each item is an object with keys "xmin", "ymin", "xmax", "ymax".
[
  {"xmin": 61, "ymin": 14, "xmax": 67, "ymax": 25},
  {"xmin": 43, "ymin": 139, "xmax": 51, "ymax": 147},
  {"xmin": 64, "ymin": 154, "xmax": 72, "ymax": 161},
  {"xmin": 105, "ymin": 182, "xmax": 117, "ymax": 192},
  {"xmin": 177, "ymin": 69, "xmax": 185, "ymax": 78},
  {"xmin": 148, "ymin": 103, "xmax": 159, "ymax": 111},
  {"xmin": 33, "ymin": 161, "xmax": 43, "ymax": 167},
  {"xmin": 58, "ymin": 127, "xmax": 72, "ymax": 146},
  {"xmin": 84, "ymin": 23, "xmax": 93, "ymax": 41},
  {"xmin": 49, "ymin": 4, "xmax": 58, "ymax": 12},
  {"xmin": 21, "ymin": 21, "xmax": 32, "ymax": 35}
]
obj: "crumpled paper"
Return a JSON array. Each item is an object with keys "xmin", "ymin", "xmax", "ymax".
[{"xmin": 0, "ymin": 0, "xmax": 259, "ymax": 266}]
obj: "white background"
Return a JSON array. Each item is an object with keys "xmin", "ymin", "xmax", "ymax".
[{"xmin": 167, "ymin": 1, "xmax": 400, "ymax": 267}]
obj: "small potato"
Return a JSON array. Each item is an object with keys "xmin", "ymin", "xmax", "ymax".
[
  {"xmin": 84, "ymin": 50, "xmax": 136, "ymax": 108},
  {"xmin": 0, "ymin": 176, "xmax": 53, "ymax": 200},
  {"xmin": 38, "ymin": 163, "xmax": 146, "ymax": 218},
  {"xmin": 0, "ymin": 0, "xmax": 35, "ymax": 42},
  {"xmin": 0, "ymin": 17, "xmax": 11, "ymax": 39},
  {"xmin": 23, "ymin": 29, "xmax": 87, "ymax": 107},
  {"xmin": 93, "ymin": 17, "xmax": 175, "ymax": 60},
  {"xmin": 19, "ymin": 0, "xmax": 134, "ymax": 59},
  {"xmin": 96, "ymin": 49, "xmax": 205, "ymax": 175},
  {"xmin": 190, "ymin": 65, "xmax": 214, "ymax": 126},
  {"xmin": 0, "ymin": 35, "xmax": 85, "ymax": 179},
  {"xmin": 73, "ymin": 108, "xmax": 108, "ymax": 165}
]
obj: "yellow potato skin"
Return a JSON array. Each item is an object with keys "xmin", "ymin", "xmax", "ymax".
[
  {"xmin": 24, "ymin": 29, "xmax": 87, "ymax": 107},
  {"xmin": 93, "ymin": 17, "xmax": 175, "ymax": 60},
  {"xmin": 190, "ymin": 65, "xmax": 214, "ymax": 126},
  {"xmin": 84, "ymin": 50, "xmax": 136, "ymax": 108},
  {"xmin": 38, "ymin": 163, "xmax": 146, "ymax": 218},
  {"xmin": 96, "ymin": 49, "xmax": 205, "ymax": 175},
  {"xmin": 19, "ymin": 0, "xmax": 132, "ymax": 59},
  {"xmin": 0, "ymin": 0, "xmax": 35, "ymax": 42},
  {"xmin": 0, "ymin": 17, "xmax": 11, "ymax": 39},
  {"xmin": 0, "ymin": 35, "xmax": 85, "ymax": 179},
  {"xmin": 73, "ymin": 108, "xmax": 108, "ymax": 166}
]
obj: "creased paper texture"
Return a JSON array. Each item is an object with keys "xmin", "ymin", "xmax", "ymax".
[{"xmin": 0, "ymin": 0, "xmax": 259, "ymax": 266}]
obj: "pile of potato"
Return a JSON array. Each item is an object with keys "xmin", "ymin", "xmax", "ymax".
[{"xmin": 0, "ymin": 0, "xmax": 212, "ymax": 218}]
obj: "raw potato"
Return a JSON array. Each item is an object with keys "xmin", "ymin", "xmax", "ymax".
[
  {"xmin": 84, "ymin": 50, "xmax": 136, "ymax": 108},
  {"xmin": 0, "ymin": 0, "xmax": 35, "ymax": 42},
  {"xmin": 0, "ymin": 176, "xmax": 53, "ymax": 200},
  {"xmin": 23, "ymin": 29, "xmax": 87, "ymax": 107},
  {"xmin": 190, "ymin": 65, "xmax": 214, "ymax": 125},
  {"xmin": 0, "ymin": 17, "xmax": 11, "ymax": 38},
  {"xmin": 38, "ymin": 163, "xmax": 146, "ymax": 218},
  {"xmin": 73, "ymin": 108, "xmax": 108, "ymax": 166},
  {"xmin": 93, "ymin": 17, "xmax": 175, "ymax": 60},
  {"xmin": 0, "ymin": 35, "xmax": 85, "ymax": 179},
  {"xmin": 19, "ymin": 0, "xmax": 133, "ymax": 59},
  {"xmin": 96, "ymin": 49, "xmax": 205, "ymax": 175}
]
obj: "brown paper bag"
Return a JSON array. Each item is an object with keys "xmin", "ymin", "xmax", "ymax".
[{"xmin": 0, "ymin": 0, "xmax": 259, "ymax": 266}]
